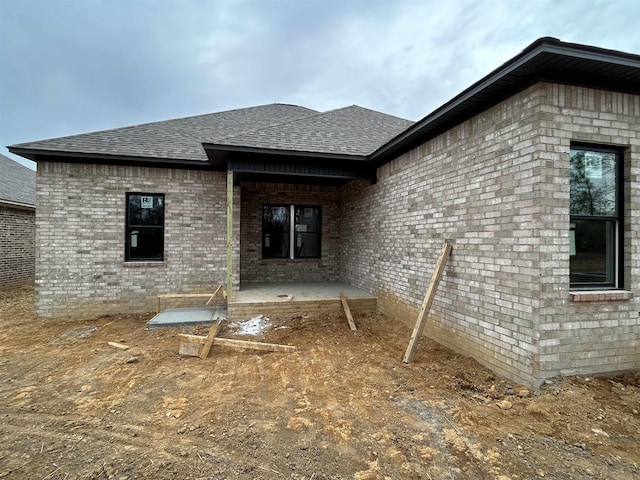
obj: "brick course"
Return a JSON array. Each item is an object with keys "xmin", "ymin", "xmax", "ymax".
[{"xmin": 0, "ymin": 205, "xmax": 35, "ymax": 286}]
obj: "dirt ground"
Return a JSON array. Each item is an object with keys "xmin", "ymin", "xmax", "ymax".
[{"xmin": 1, "ymin": 286, "xmax": 639, "ymax": 480}]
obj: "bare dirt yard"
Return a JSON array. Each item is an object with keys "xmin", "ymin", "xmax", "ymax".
[{"xmin": 1, "ymin": 286, "xmax": 639, "ymax": 480}]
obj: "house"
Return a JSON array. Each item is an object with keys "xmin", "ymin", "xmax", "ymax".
[
  {"xmin": 0, "ymin": 154, "xmax": 36, "ymax": 287},
  {"xmin": 8, "ymin": 38, "xmax": 640, "ymax": 388}
]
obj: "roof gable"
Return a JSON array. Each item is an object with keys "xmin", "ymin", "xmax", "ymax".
[{"xmin": 0, "ymin": 154, "xmax": 36, "ymax": 207}]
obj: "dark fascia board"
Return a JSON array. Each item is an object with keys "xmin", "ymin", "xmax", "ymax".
[
  {"xmin": 0, "ymin": 199, "xmax": 36, "ymax": 211},
  {"xmin": 370, "ymin": 37, "xmax": 640, "ymax": 165},
  {"xmin": 8, "ymin": 147, "xmax": 214, "ymax": 170},
  {"xmin": 233, "ymin": 167, "xmax": 367, "ymax": 180},
  {"xmin": 209, "ymin": 144, "xmax": 374, "ymax": 181},
  {"xmin": 237, "ymin": 172, "xmax": 352, "ymax": 186},
  {"xmin": 202, "ymin": 142, "xmax": 368, "ymax": 166}
]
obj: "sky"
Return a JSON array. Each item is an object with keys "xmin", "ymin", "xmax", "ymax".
[{"xmin": 1, "ymin": 0, "xmax": 640, "ymax": 170}]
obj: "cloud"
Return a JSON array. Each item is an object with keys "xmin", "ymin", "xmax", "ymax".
[{"xmin": 1, "ymin": 0, "xmax": 639, "ymax": 170}]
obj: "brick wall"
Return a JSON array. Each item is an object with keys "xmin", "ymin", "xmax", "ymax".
[
  {"xmin": 340, "ymin": 83, "xmax": 640, "ymax": 387},
  {"xmin": 535, "ymin": 83, "xmax": 640, "ymax": 379},
  {"xmin": 35, "ymin": 162, "xmax": 229, "ymax": 317},
  {"xmin": 240, "ymin": 182, "xmax": 340, "ymax": 284},
  {"xmin": 0, "ymin": 205, "xmax": 35, "ymax": 287}
]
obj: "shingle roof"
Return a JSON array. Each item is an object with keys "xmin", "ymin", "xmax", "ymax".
[
  {"xmin": 8, "ymin": 103, "xmax": 413, "ymax": 163},
  {"xmin": 0, "ymin": 154, "xmax": 36, "ymax": 207},
  {"xmin": 10, "ymin": 104, "xmax": 320, "ymax": 162},
  {"xmin": 211, "ymin": 105, "xmax": 414, "ymax": 156}
]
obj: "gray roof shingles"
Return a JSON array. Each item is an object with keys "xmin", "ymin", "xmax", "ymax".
[
  {"xmin": 9, "ymin": 103, "xmax": 414, "ymax": 162},
  {"xmin": 212, "ymin": 105, "xmax": 414, "ymax": 156},
  {"xmin": 10, "ymin": 104, "xmax": 320, "ymax": 162},
  {"xmin": 0, "ymin": 154, "xmax": 36, "ymax": 207}
]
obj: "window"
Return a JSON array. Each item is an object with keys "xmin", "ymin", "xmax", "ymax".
[
  {"xmin": 126, "ymin": 193, "xmax": 164, "ymax": 261},
  {"xmin": 262, "ymin": 205, "xmax": 321, "ymax": 259},
  {"xmin": 569, "ymin": 146, "xmax": 622, "ymax": 288},
  {"xmin": 262, "ymin": 205, "xmax": 290, "ymax": 259}
]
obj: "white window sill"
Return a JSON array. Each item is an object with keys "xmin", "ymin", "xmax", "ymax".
[
  {"xmin": 569, "ymin": 290, "xmax": 632, "ymax": 302},
  {"xmin": 123, "ymin": 261, "xmax": 165, "ymax": 268}
]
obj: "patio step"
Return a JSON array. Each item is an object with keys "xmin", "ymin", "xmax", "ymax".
[{"xmin": 227, "ymin": 297, "xmax": 377, "ymax": 321}]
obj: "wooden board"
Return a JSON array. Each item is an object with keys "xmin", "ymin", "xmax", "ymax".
[
  {"xmin": 226, "ymin": 170, "xmax": 234, "ymax": 301},
  {"xmin": 199, "ymin": 320, "xmax": 223, "ymax": 359},
  {"xmin": 211, "ymin": 337, "xmax": 296, "ymax": 353},
  {"xmin": 158, "ymin": 294, "xmax": 220, "ymax": 298},
  {"xmin": 179, "ymin": 338, "xmax": 202, "ymax": 356},
  {"xmin": 340, "ymin": 292, "xmax": 357, "ymax": 331},
  {"xmin": 178, "ymin": 334, "xmax": 296, "ymax": 355},
  {"xmin": 157, "ymin": 285, "xmax": 226, "ymax": 312},
  {"xmin": 205, "ymin": 284, "xmax": 224, "ymax": 306},
  {"xmin": 403, "ymin": 241, "xmax": 452, "ymax": 364}
]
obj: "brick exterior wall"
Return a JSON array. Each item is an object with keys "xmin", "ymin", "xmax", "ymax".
[
  {"xmin": 35, "ymin": 162, "xmax": 229, "ymax": 317},
  {"xmin": 340, "ymin": 83, "xmax": 640, "ymax": 387},
  {"xmin": 0, "ymin": 205, "xmax": 35, "ymax": 287},
  {"xmin": 240, "ymin": 182, "xmax": 340, "ymax": 284}
]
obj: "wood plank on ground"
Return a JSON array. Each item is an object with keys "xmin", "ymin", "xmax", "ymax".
[
  {"xmin": 403, "ymin": 241, "xmax": 452, "ymax": 364},
  {"xmin": 210, "ymin": 337, "xmax": 296, "ymax": 353},
  {"xmin": 179, "ymin": 334, "xmax": 296, "ymax": 355},
  {"xmin": 340, "ymin": 292, "xmax": 357, "ymax": 331}
]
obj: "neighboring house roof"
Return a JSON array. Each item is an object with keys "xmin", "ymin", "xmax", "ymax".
[{"xmin": 0, "ymin": 154, "xmax": 36, "ymax": 208}]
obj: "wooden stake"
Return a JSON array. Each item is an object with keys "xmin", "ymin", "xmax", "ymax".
[
  {"xmin": 205, "ymin": 284, "xmax": 224, "ymax": 306},
  {"xmin": 199, "ymin": 320, "xmax": 223, "ymax": 359},
  {"xmin": 403, "ymin": 241, "xmax": 452, "ymax": 364},
  {"xmin": 340, "ymin": 292, "xmax": 357, "ymax": 331}
]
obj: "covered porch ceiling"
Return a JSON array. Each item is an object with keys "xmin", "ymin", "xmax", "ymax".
[{"xmin": 203, "ymin": 144, "xmax": 375, "ymax": 186}]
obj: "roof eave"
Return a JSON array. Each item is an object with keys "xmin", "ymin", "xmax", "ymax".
[
  {"xmin": 370, "ymin": 37, "xmax": 640, "ymax": 165},
  {"xmin": 0, "ymin": 199, "xmax": 35, "ymax": 210},
  {"xmin": 8, "ymin": 147, "xmax": 212, "ymax": 169},
  {"xmin": 202, "ymin": 143, "xmax": 369, "ymax": 164}
]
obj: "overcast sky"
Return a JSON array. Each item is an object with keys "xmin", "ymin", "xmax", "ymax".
[{"xmin": 1, "ymin": 0, "xmax": 640, "ymax": 170}]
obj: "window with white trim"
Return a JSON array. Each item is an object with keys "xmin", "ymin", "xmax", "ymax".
[
  {"xmin": 262, "ymin": 205, "xmax": 321, "ymax": 259},
  {"xmin": 569, "ymin": 145, "xmax": 622, "ymax": 288}
]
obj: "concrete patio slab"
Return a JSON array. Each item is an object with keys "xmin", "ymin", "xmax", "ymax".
[{"xmin": 147, "ymin": 307, "xmax": 227, "ymax": 329}]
